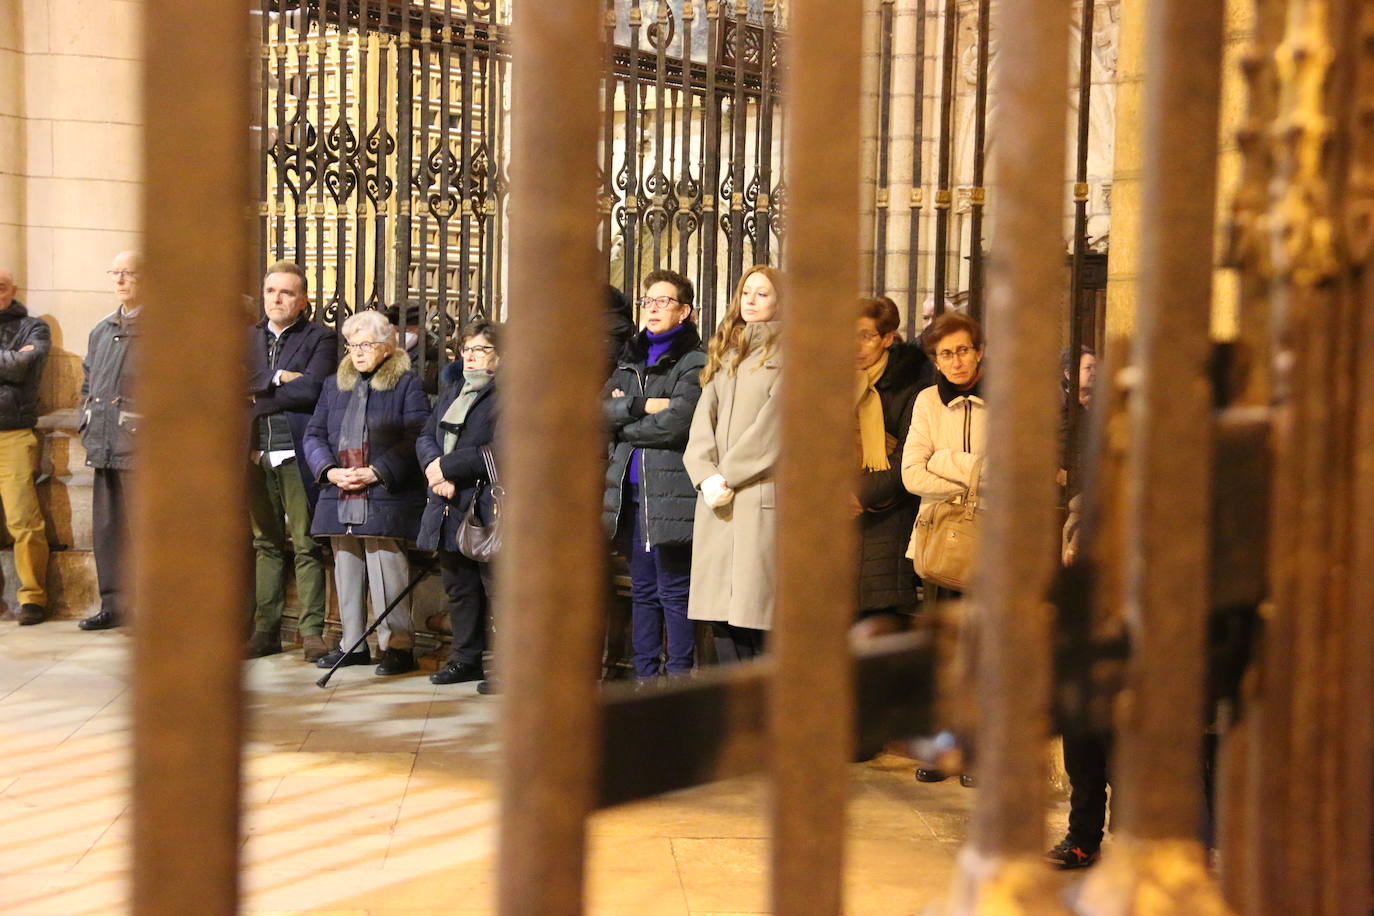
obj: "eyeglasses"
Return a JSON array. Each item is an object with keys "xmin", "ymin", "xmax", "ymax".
[
  {"xmin": 344, "ymin": 341, "xmax": 386, "ymax": 353},
  {"xmin": 637, "ymin": 296, "xmax": 683, "ymax": 313},
  {"xmin": 856, "ymin": 330, "xmax": 881, "ymax": 343},
  {"xmin": 459, "ymin": 345, "xmax": 496, "ymax": 356},
  {"xmin": 107, "ymin": 270, "xmax": 140, "ymax": 280},
  {"xmin": 935, "ymin": 345, "xmax": 977, "ymax": 363}
]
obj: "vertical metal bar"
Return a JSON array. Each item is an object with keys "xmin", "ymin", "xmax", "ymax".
[
  {"xmin": 950, "ymin": 0, "xmax": 1069, "ymax": 899},
  {"xmin": 702, "ymin": 1, "xmax": 723, "ymax": 326},
  {"xmin": 372, "ymin": 4, "xmax": 391, "ymax": 310},
  {"xmin": 133, "ymin": 0, "xmax": 248, "ymax": 910},
  {"xmin": 965, "ymin": 0, "xmax": 991, "ymax": 324},
  {"xmin": 728, "ymin": 0, "xmax": 748, "ymax": 285},
  {"xmin": 355, "ymin": 0, "xmax": 370, "ymax": 314},
  {"xmin": 906, "ymin": 0, "xmax": 928, "ymax": 332},
  {"xmin": 416, "ymin": 4, "xmax": 433, "ymax": 344},
  {"xmin": 274, "ymin": 4, "xmax": 288, "ymax": 262},
  {"xmin": 333, "ymin": 0, "xmax": 350, "ymax": 321},
  {"xmin": 930, "ymin": 0, "xmax": 957, "ymax": 313},
  {"xmin": 873, "ymin": 0, "xmax": 894, "ymax": 294},
  {"xmin": 675, "ymin": 2, "xmax": 697, "ymax": 276},
  {"xmin": 459, "ymin": 3, "xmax": 474, "ymax": 326},
  {"xmin": 396, "ymin": 4, "xmax": 415, "ymax": 367},
  {"xmin": 293, "ymin": 13, "xmax": 311, "ymax": 263},
  {"xmin": 754, "ymin": 0, "xmax": 777, "ymax": 267},
  {"xmin": 649, "ymin": 0, "xmax": 670, "ymax": 273},
  {"xmin": 436, "ymin": 2, "xmax": 453, "ymax": 357},
  {"xmin": 498, "ymin": 0, "xmax": 605, "ymax": 910},
  {"xmin": 1081, "ymin": 0, "xmax": 1227, "ymax": 904},
  {"xmin": 257, "ymin": 0, "xmax": 270, "ymax": 276},
  {"xmin": 313, "ymin": 4, "xmax": 328, "ymax": 318},
  {"xmin": 624, "ymin": 1, "xmax": 644, "ymax": 298},
  {"xmin": 1064, "ymin": 0, "xmax": 1094, "ymax": 494},
  {"xmin": 771, "ymin": 0, "xmax": 861, "ymax": 909},
  {"xmin": 601, "ymin": 0, "xmax": 618, "ymax": 280}
]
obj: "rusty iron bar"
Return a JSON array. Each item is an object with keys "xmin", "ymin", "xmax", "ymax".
[
  {"xmin": 414, "ymin": 3, "xmax": 432, "ymax": 336},
  {"xmin": 131, "ymin": 0, "xmax": 250, "ymax": 912},
  {"xmin": 873, "ymin": 0, "xmax": 895, "ymax": 294},
  {"xmin": 257, "ymin": 1, "xmax": 271, "ymax": 275},
  {"xmin": 1063, "ymin": 0, "xmax": 1094, "ymax": 495},
  {"xmin": 601, "ymin": 0, "xmax": 618, "ymax": 281},
  {"xmin": 355, "ymin": 0, "xmax": 370, "ymax": 314},
  {"xmin": 930, "ymin": 0, "xmax": 957, "ymax": 313},
  {"xmin": 623, "ymin": 0, "xmax": 644, "ymax": 300},
  {"xmin": 701, "ymin": 2, "xmax": 723, "ymax": 327},
  {"xmin": 650, "ymin": 0, "xmax": 670, "ymax": 273},
  {"xmin": 313, "ymin": 5, "xmax": 328, "ymax": 316},
  {"xmin": 964, "ymin": 0, "xmax": 990, "ymax": 326},
  {"xmin": 769, "ymin": 0, "xmax": 862, "ymax": 909},
  {"xmin": 728, "ymin": 1, "xmax": 749, "ymax": 287},
  {"xmin": 394, "ymin": 1, "xmax": 415, "ymax": 355},
  {"xmin": 905, "ymin": 0, "xmax": 928, "ymax": 332},
  {"xmin": 754, "ymin": 0, "xmax": 777, "ymax": 266},
  {"xmin": 956, "ymin": 0, "xmax": 1071, "ymax": 885},
  {"xmin": 275, "ymin": 2, "xmax": 289, "ymax": 261},
  {"xmin": 675, "ymin": 2, "xmax": 697, "ymax": 275},
  {"xmin": 1106, "ymin": 0, "xmax": 1225, "ymax": 871},
  {"xmin": 496, "ymin": 0, "xmax": 606, "ymax": 912},
  {"xmin": 458, "ymin": 0, "xmax": 474, "ymax": 325}
]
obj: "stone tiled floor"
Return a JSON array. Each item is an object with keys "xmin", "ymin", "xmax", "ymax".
[{"xmin": 0, "ymin": 622, "xmax": 1073, "ymax": 915}]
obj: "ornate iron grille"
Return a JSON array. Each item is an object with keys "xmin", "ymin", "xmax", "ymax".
[{"xmin": 256, "ymin": 0, "xmax": 785, "ymax": 377}]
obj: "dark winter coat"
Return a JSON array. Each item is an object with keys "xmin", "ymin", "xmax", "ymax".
[
  {"xmin": 247, "ymin": 316, "xmax": 338, "ymax": 502},
  {"xmin": 857, "ymin": 342, "xmax": 932, "ymax": 611},
  {"xmin": 80, "ymin": 307, "xmax": 140, "ymax": 470},
  {"xmin": 0, "ymin": 302, "xmax": 50, "ymax": 430},
  {"xmin": 601, "ymin": 323, "xmax": 706, "ymax": 548},
  {"xmin": 415, "ymin": 363, "xmax": 499, "ymax": 553},
  {"xmin": 302, "ymin": 351, "xmax": 430, "ymax": 541}
]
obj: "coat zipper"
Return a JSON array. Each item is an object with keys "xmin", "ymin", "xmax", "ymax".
[
  {"xmin": 630, "ymin": 365, "xmax": 653, "ymax": 552},
  {"xmin": 963, "ymin": 400, "xmax": 971, "ymax": 452}
]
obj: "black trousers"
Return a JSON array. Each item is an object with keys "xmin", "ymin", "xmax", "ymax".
[
  {"xmin": 1063, "ymin": 728, "xmax": 1113, "ymax": 849},
  {"xmin": 92, "ymin": 468, "xmax": 130, "ymax": 619},
  {"xmin": 710, "ymin": 622, "xmax": 767, "ymax": 664},
  {"xmin": 439, "ymin": 549, "xmax": 487, "ymax": 666}
]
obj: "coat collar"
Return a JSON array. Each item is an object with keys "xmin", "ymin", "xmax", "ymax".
[
  {"xmin": 937, "ymin": 368, "xmax": 985, "ymax": 406},
  {"xmin": 617, "ymin": 321, "xmax": 703, "ymax": 369},
  {"xmin": 0, "ymin": 301, "xmax": 29, "ymax": 321},
  {"xmin": 337, "ymin": 349, "xmax": 412, "ymax": 392}
]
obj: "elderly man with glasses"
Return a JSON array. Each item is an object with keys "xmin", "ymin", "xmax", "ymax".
[
  {"xmin": 76, "ymin": 251, "xmax": 144, "ymax": 630},
  {"xmin": 0, "ymin": 267, "xmax": 52, "ymax": 625}
]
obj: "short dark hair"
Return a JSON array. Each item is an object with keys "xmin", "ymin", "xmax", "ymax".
[
  {"xmin": 460, "ymin": 316, "xmax": 500, "ymax": 351},
  {"xmin": 922, "ymin": 310, "xmax": 984, "ymax": 356},
  {"xmin": 642, "ymin": 269, "xmax": 694, "ymax": 308},
  {"xmin": 859, "ymin": 296, "xmax": 903, "ymax": 341},
  {"xmin": 265, "ymin": 260, "xmax": 308, "ymax": 295}
]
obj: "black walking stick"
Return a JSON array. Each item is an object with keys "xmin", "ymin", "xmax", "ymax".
[{"xmin": 316, "ymin": 554, "xmax": 439, "ymax": 688}]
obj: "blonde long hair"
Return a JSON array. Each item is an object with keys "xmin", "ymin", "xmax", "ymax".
[{"xmin": 701, "ymin": 264, "xmax": 784, "ymax": 385}]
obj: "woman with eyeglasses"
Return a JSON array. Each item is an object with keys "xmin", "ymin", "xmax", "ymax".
[
  {"xmin": 417, "ymin": 318, "xmax": 501, "ymax": 687},
  {"xmin": 849, "ymin": 297, "xmax": 935, "ymax": 643},
  {"xmin": 302, "ymin": 310, "xmax": 431, "ymax": 676},
  {"xmin": 684, "ymin": 264, "xmax": 784, "ymax": 663},
  {"xmin": 900, "ymin": 308, "xmax": 987, "ymax": 786}
]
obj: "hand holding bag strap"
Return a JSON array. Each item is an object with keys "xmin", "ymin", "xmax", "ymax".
[{"xmin": 965, "ymin": 455, "xmax": 985, "ymax": 506}]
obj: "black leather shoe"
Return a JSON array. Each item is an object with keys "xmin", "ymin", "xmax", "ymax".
[
  {"xmin": 78, "ymin": 610, "xmax": 120, "ymax": 631},
  {"xmin": 430, "ymin": 661, "xmax": 484, "ymax": 685},
  {"xmin": 476, "ymin": 679, "xmax": 500, "ymax": 695},
  {"xmin": 17, "ymin": 604, "xmax": 46, "ymax": 626},
  {"xmin": 959, "ymin": 773, "xmax": 977, "ymax": 788},
  {"xmin": 315, "ymin": 645, "xmax": 373, "ymax": 669},
  {"xmin": 375, "ymin": 647, "xmax": 417, "ymax": 676},
  {"xmin": 915, "ymin": 767, "xmax": 948, "ymax": 783}
]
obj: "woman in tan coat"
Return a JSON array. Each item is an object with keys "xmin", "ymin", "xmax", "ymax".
[{"xmin": 684, "ymin": 265, "xmax": 783, "ymax": 663}]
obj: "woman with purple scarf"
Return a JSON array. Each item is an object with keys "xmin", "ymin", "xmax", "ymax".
[{"xmin": 303, "ymin": 310, "xmax": 430, "ymax": 676}]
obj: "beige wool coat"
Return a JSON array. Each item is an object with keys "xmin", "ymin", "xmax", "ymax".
[{"xmin": 683, "ymin": 321, "xmax": 782, "ymax": 631}]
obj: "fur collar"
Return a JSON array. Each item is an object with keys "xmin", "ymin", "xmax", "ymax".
[{"xmin": 337, "ymin": 349, "xmax": 412, "ymax": 392}]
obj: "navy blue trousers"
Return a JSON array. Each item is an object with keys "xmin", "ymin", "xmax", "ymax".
[{"xmin": 623, "ymin": 487, "xmax": 694, "ymax": 678}]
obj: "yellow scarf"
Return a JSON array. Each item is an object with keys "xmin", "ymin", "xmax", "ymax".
[{"xmin": 856, "ymin": 350, "xmax": 890, "ymax": 471}]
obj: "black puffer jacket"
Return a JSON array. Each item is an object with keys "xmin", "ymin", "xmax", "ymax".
[
  {"xmin": 0, "ymin": 302, "xmax": 50, "ymax": 430},
  {"xmin": 81, "ymin": 308, "xmax": 139, "ymax": 470},
  {"xmin": 857, "ymin": 342, "xmax": 934, "ymax": 611},
  {"xmin": 601, "ymin": 323, "xmax": 706, "ymax": 548}
]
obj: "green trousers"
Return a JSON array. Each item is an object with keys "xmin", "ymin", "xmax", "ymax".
[{"xmin": 248, "ymin": 457, "xmax": 327, "ymax": 636}]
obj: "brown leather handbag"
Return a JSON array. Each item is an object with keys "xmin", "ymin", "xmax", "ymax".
[
  {"xmin": 456, "ymin": 446, "xmax": 503, "ymax": 563},
  {"xmin": 911, "ymin": 459, "xmax": 983, "ymax": 591}
]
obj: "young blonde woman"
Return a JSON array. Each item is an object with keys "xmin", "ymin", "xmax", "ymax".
[{"xmin": 683, "ymin": 264, "xmax": 783, "ymax": 663}]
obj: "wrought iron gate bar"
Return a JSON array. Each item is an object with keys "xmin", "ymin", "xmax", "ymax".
[
  {"xmin": 965, "ymin": 0, "xmax": 991, "ymax": 324},
  {"xmin": 1064, "ymin": 0, "xmax": 1094, "ymax": 495},
  {"xmin": 905, "ymin": 0, "xmax": 927, "ymax": 331},
  {"xmin": 930, "ymin": 0, "xmax": 957, "ymax": 314}
]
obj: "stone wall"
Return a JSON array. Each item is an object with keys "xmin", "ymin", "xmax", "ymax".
[{"xmin": 0, "ymin": 0, "xmax": 143, "ymax": 617}]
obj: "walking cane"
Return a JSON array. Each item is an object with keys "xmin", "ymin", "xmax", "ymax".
[{"xmin": 316, "ymin": 554, "xmax": 439, "ymax": 688}]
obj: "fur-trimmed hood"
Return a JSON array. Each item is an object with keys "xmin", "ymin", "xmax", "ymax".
[{"xmin": 336, "ymin": 349, "xmax": 412, "ymax": 392}]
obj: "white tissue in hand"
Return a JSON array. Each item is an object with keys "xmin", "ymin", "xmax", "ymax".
[{"xmin": 701, "ymin": 474, "xmax": 735, "ymax": 508}]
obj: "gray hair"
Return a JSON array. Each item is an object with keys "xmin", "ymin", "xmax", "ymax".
[{"xmin": 341, "ymin": 309, "xmax": 398, "ymax": 346}]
